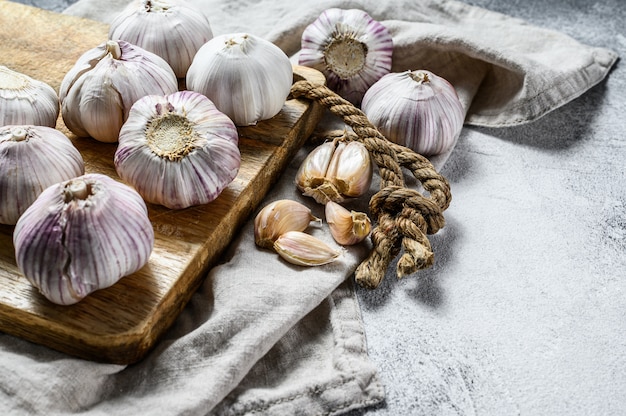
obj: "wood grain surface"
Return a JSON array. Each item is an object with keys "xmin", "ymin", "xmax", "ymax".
[{"xmin": 0, "ymin": 0, "xmax": 325, "ymax": 364}]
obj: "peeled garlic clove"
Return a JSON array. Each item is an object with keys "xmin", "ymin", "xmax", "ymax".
[
  {"xmin": 325, "ymin": 200, "xmax": 371, "ymax": 246},
  {"xmin": 273, "ymin": 231, "xmax": 341, "ymax": 266},
  {"xmin": 114, "ymin": 90, "xmax": 240, "ymax": 210},
  {"xmin": 296, "ymin": 138, "xmax": 373, "ymax": 204},
  {"xmin": 187, "ymin": 33, "xmax": 293, "ymax": 126},
  {"xmin": 59, "ymin": 40, "xmax": 178, "ymax": 143},
  {"xmin": 0, "ymin": 66, "xmax": 59, "ymax": 127},
  {"xmin": 109, "ymin": 0, "xmax": 213, "ymax": 78},
  {"xmin": 13, "ymin": 173, "xmax": 154, "ymax": 305},
  {"xmin": 298, "ymin": 8, "xmax": 393, "ymax": 105},
  {"xmin": 362, "ymin": 70, "xmax": 465, "ymax": 156},
  {"xmin": 0, "ymin": 125, "xmax": 85, "ymax": 225},
  {"xmin": 254, "ymin": 199, "xmax": 321, "ymax": 248}
]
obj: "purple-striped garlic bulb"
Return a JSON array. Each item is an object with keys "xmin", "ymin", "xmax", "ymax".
[
  {"xmin": 361, "ymin": 70, "xmax": 465, "ymax": 156},
  {"xmin": 13, "ymin": 173, "xmax": 154, "ymax": 305},
  {"xmin": 298, "ymin": 8, "xmax": 393, "ymax": 105},
  {"xmin": 114, "ymin": 90, "xmax": 240, "ymax": 209},
  {"xmin": 187, "ymin": 33, "xmax": 293, "ymax": 126},
  {"xmin": 0, "ymin": 66, "xmax": 60, "ymax": 128},
  {"xmin": 59, "ymin": 40, "xmax": 178, "ymax": 143},
  {"xmin": 0, "ymin": 125, "xmax": 84, "ymax": 225},
  {"xmin": 109, "ymin": 0, "xmax": 213, "ymax": 78}
]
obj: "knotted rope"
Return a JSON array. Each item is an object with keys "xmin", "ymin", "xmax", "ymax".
[{"xmin": 291, "ymin": 80, "xmax": 452, "ymax": 289}]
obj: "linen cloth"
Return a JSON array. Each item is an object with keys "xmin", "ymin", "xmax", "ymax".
[{"xmin": 0, "ymin": 0, "xmax": 618, "ymax": 415}]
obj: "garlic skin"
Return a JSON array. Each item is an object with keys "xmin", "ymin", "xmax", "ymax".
[
  {"xmin": 273, "ymin": 231, "xmax": 341, "ymax": 266},
  {"xmin": 114, "ymin": 90, "xmax": 240, "ymax": 209},
  {"xmin": 298, "ymin": 8, "xmax": 393, "ymax": 105},
  {"xmin": 59, "ymin": 40, "xmax": 178, "ymax": 143},
  {"xmin": 109, "ymin": 0, "xmax": 213, "ymax": 78},
  {"xmin": 13, "ymin": 173, "xmax": 154, "ymax": 305},
  {"xmin": 254, "ymin": 199, "xmax": 321, "ymax": 248},
  {"xmin": 0, "ymin": 125, "xmax": 84, "ymax": 225},
  {"xmin": 325, "ymin": 201, "xmax": 371, "ymax": 246},
  {"xmin": 296, "ymin": 138, "xmax": 373, "ymax": 204},
  {"xmin": 0, "ymin": 66, "xmax": 59, "ymax": 127},
  {"xmin": 187, "ymin": 33, "xmax": 293, "ymax": 126},
  {"xmin": 361, "ymin": 70, "xmax": 465, "ymax": 156}
]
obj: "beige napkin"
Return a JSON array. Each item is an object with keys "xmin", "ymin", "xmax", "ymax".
[{"xmin": 0, "ymin": 0, "xmax": 616, "ymax": 415}]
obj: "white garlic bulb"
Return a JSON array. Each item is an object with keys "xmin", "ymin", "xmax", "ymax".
[
  {"xmin": 109, "ymin": 0, "xmax": 214, "ymax": 78},
  {"xmin": 114, "ymin": 90, "xmax": 240, "ymax": 209},
  {"xmin": 296, "ymin": 139, "xmax": 373, "ymax": 205},
  {"xmin": 0, "ymin": 66, "xmax": 59, "ymax": 127},
  {"xmin": 361, "ymin": 70, "xmax": 465, "ymax": 156},
  {"xmin": 186, "ymin": 33, "xmax": 293, "ymax": 126},
  {"xmin": 298, "ymin": 8, "xmax": 393, "ymax": 105},
  {"xmin": 59, "ymin": 40, "xmax": 178, "ymax": 143},
  {"xmin": 0, "ymin": 125, "xmax": 84, "ymax": 225},
  {"xmin": 13, "ymin": 173, "xmax": 154, "ymax": 305}
]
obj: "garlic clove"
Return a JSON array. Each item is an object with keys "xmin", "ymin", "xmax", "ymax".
[
  {"xmin": 114, "ymin": 90, "xmax": 241, "ymax": 209},
  {"xmin": 296, "ymin": 138, "xmax": 373, "ymax": 204},
  {"xmin": 325, "ymin": 140, "xmax": 373, "ymax": 198},
  {"xmin": 109, "ymin": 0, "xmax": 214, "ymax": 78},
  {"xmin": 273, "ymin": 230, "xmax": 341, "ymax": 266},
  {"xmin": 186, "ymin": 33, "xmax": 293, "ymax": 126},
  {"xmin": 0, "ymin": 66, "xmax": 60, "ymax": 128},
  {"xmin": 325, "ymin": 200, "xmax": 371, "ymax": 246},
  {"xmin": 361, "ymin": 70, "xmax": 465, "ymax": 156},
  {"xmin": 298, "ymin": 8, "xmax": 393, "ymax": 105},
  {"xmin": 294, "ymin": 140, "xmax": 335, "ymax": 194},
  {"xmin": 0, "ymin": 125, "xmax": 85, "ymax": 225},
  {"xmin": 13, "ymin": 173, "xmax": 154, "ymax": 305},
  {"xmin": 59, "ymin": 40, "xmax": 178, "ymax": 143},
  {"xmin": 254, "ymin": 199, "xmax": 321, "ymax": 248}
]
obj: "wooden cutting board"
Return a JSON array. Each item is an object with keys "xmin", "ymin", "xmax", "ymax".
[{"xmin": 0, "ymin": 1, "xmax": 324, "ymax": 364}]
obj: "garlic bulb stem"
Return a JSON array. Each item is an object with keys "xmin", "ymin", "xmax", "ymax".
[
  {"xmin": 106, "ymin": 40, "xmax": 122, "ymax": 59},
  {"xmin": 10, "ymin": 127, "xmax": 27, "ymax": 141},
  {"xmin": 144, "ymin": 0, "xmax": 169, "ymax": 11},
  {"xmin": 65, "ymin": 179, "xmax": 90, "ymax": 201}
]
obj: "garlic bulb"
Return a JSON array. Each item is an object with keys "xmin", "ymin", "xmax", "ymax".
[
  {"xmin": 0, "ymin": 125, "xmax": 84, "ymax": 225},
  {"xmin": 59, "ymin": 40, "xmax": 178, "ymax": 143},
  {"xmin": 109, "ymin": 0, "xmax": 213, "ymax": 78},
  {"xmin": 273, "ymin": 231, "xmax": 341, "ymax": 266},
  {"xmin": 325, "ymin": 201, "xmax": 371, "ymax": 246},
  {"xmin": 296, "ymin": 138, "xmax": 373, "ymax": 204},
  {"xmin": 186, "ymin": 33, "xmax": 293, "ymax": 126},
  {"xmin": 114, "ymin": 90, "xmax": 240, "ymax": 209},
  {"xmin": 13, "ymin": 173, "xmax": 154, "ymax": 305},
  {"xmin": 298, "ymin": 8, "xmax": 393, "ymax": 105},
  {"xmin": 0, "ymin": 66, "xmax": 59, "ymax": 127},
  {"xmin": 254, "ymin": 199, "xmax": 321, "ymax": 248},
  {"xmin": 361, "ymin": 70, "xmax": 465, "ymax": 156}
]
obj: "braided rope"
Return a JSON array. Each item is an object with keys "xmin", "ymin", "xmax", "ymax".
[{"xmin": 291, "ymin": 80, "xmax": 452, "ymax": 289}]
